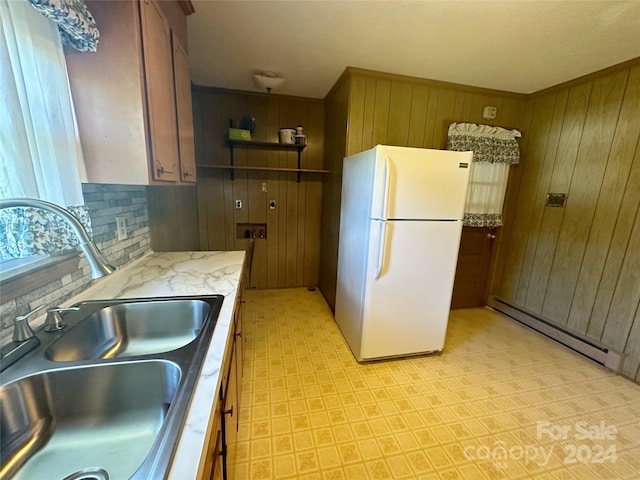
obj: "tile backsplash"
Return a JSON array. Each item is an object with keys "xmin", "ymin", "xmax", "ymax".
[{"xmin": 1, "ymin": 184, "xmax": 152, "ymax": 334}]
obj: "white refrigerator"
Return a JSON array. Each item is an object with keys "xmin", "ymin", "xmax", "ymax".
[{"xmin": 334, "ymin": 145, "xmax": 473, "ymax": 362}]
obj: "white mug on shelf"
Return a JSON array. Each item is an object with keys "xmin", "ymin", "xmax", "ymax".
[{"xmin": 279, "ymin": 128, "xmax": 296, "ymax": 144}]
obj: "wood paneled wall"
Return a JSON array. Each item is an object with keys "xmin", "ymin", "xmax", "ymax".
[
  {"xmin": 147, "ymin": 185, "xmax": 199, "ymax": 251},
  {"xmin": 493, "ymin": 60, "xmax": 640, "ymax": 382},
  {"xmin": 319, "ymin": 68, "xmax": 527, "ymax": 309},
  {"xmin": 192, "ymin": 87, "xmax": 325, "ymax": 289},
  {"xmin": 318, "ymin": 77, "xmax": 349, "ymax": 309}
]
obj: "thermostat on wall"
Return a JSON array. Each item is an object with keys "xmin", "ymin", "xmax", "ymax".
[{"xmin": 482, "ymin": 106, "xmax": 497, "ymax": 120}]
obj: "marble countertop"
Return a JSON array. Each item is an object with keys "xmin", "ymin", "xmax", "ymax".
[{"xmin": 49, "ymin": 250, "xmax": 246, "ymax": 479}]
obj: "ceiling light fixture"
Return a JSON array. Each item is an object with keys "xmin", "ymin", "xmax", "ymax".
[{"xmin": 253, "ymin": 71, "xmax": 284, "ymax": 93}]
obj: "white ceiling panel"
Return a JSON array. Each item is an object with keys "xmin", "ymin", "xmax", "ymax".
[{"xmin": 187, "ymin": 0, "xmax": 640, "ymax": 98}]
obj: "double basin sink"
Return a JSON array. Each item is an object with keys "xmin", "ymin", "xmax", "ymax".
[{"xmin": 0, "ymin": 295, "xmax": 224, "ymax": 480}]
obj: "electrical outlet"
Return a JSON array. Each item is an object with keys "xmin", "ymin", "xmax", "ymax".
[
  {"xmin": 235, "ymin": 199, "xmax": 243, "ymax": 209},
  {"xmin": 261, "ymin": 182, "xmax": 268, "ymax": 193},
  {"xmin": 116, "ymin": 216, "xmax": 128, "ymax": 240}
]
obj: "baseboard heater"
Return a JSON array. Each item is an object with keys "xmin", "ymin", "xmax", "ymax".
[{"xmin": 488, "ymin": 295, "xmax": 624, "ymax": 373}]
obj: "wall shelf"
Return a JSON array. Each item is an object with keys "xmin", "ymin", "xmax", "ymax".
[
  {"xmin": 217, "ymin": 138, "xmax": 323, "ymax": 182},
  {"xmin": 197, "ymin": 164, "xmax": 329, "ymax": 174},
  {"xmin": 227, "ymin": 138, "xmax": 305, "ymax": 151}
]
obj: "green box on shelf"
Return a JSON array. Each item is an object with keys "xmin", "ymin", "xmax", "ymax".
[{"xmin": 228, "ymin": 128, "xmax": 251, "ymax": 141}]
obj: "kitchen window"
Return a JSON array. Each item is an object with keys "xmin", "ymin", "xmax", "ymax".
[{"xmin": 0, "ymin": 0, "xmax": 95, "ymax": 289}]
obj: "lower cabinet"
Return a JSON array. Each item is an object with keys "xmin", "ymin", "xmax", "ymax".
[
  {"xmin": 200, "ymin": 273, "xmax": 245, "ymax": 480},
  {"xmin": 222, "ymin": 338, "xmax": 238, "ymax": 480},
  {"xmin": 200, "ymin": 395, "xmax": 223, "ymax": 479}
]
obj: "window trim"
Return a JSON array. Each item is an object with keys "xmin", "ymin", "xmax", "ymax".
[{"xmin": 0, "ymin": 253, "xmax": 80, "ymax": 303}]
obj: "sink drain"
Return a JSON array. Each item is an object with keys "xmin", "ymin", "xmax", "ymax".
[{"xmin": 62, "ymin": 468, "xmax": 109, "ymax": 480}]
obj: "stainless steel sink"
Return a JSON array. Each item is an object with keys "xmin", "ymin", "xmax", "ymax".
[
  {"xmin": 46, "ymin": 299, "xmax": 212, "ymax": 361},
  {"xmin": 0, "ymin": 360, "xmax": 180, "ymax": 480},
  {"xmin": 0, "ymin": 294, "xmax": 224, "ymax": 480}
]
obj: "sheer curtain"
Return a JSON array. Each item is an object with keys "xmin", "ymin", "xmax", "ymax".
[
  {"xmin": 0, "ymin": 0, "xmax": 91, "ymax": 258},
  {"xmin": 447, "ymin": 122, "xmax": 521, "ymax": 227}
]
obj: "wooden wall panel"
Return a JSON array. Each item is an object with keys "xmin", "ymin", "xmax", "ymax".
[
  {"xmin": 493, "ymin": 59, "xmax": 640, "ymax": 382},
  {"xmin": 193, "ymin": 87, "xmax": 324, "ymax": 289},
  {"xmin": 407, "ymin": 84, "xmax": 428, "ymax": 148},
  {"xmin": 387, "ymin": 81, "xmax": 413, "ymax": 146},
  {"xmin": 319, "ymin": 76, "xmax": 349, "ymax": 308},
  {"xmin": 147, "ymin": 185, "xmax": 199, "ymax": 251},
  {"xmin": 487, "ymin": 98, "xmax": 532, "ymax": 298},
  {"xmin": 522, "ymin": 83, "xmax": 592, "ymax": 311},
  {"xmin": 588, "ymin": 132, "xmax": 640, "ymax": 341},
  {"xmin": 541, "ymin": 71, "xmax": 628, "ymax": 323},
  {"xmin": 567, "ymin": 67, "xmax": 640, "ymax": 334},
  {"xmin": 498, "ymin": 94, "xmax": 557, "ymax": 303},
  {"xmin": 515, "ymin": 91, "xmax": 568, "ymax": 306}
]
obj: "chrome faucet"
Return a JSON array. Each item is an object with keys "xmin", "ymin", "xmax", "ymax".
[{"xmin": 0, "ymin": 197, "xmax": 116, "ymax": 278}]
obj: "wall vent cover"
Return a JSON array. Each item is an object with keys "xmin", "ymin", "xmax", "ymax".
[{"xmin": 546, "ymin": 193, "xmax": 567, "ymax": 207}]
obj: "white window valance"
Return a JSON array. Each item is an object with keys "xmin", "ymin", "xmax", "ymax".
[
  {"xmin": 446, "ymin": 122, "xmax": 522, "ymax": 228},
  {"xmin": 25, "ymin": 0, "xmax": 100, "ymax": 52},
  {"xmin": 447, "ymin": 122, "xmax": 521, "ymax": 165}
]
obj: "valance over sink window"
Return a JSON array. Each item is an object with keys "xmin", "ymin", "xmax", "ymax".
[{"xmin": 25, "ymin": 0, "xmax": 100, "ymax": 52}]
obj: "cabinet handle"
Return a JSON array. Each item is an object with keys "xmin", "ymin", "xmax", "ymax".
[
  {"xmin": 156, "ymin": 166, "xmax": 175, "ymax": 177},
  {"xmin": 183, "ymin": 170, "xmax": 190, "ymax": 177},
  {"xmin": 224, "ymin": 406, "xmax": 233, "ymax": 417},
  {"xmin": 487, "ymin": 233, "xmax": 496, "ymax": 239}
]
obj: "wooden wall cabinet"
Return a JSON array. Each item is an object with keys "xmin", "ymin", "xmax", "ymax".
[
  {"xmin": 172, "ymin": 31, "xmax": 197, "ymax": 181},
  {"xmin": 66, "ymin": 0, "xmax": 195, "ymax": 185}
]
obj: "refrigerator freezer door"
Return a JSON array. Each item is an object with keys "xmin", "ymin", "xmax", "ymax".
[
  {"xmin": 360, "ymin": 219, "xmax": 463, "ymax": 360},
  {"xmin": 371, "ymin": 146, "xmax": 472, "ymax": 221}
]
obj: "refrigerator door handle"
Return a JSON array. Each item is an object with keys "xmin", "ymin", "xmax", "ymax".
[
  {"xmin": 375, "ymin": 221, "xmax": 389, "ymax": 279},
  {"xmin": 382, "ymin": 156, "xmax": 390, "ymax": 220}
]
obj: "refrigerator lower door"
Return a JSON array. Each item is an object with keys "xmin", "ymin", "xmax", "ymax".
[{"xmin": 360, "ymin": 219, "xmax": 463, "ymax": 360}]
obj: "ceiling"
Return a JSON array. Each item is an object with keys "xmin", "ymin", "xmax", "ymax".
[{"xmin": 187, "ymin": 1, "xmax": 640, "ymax": 99}]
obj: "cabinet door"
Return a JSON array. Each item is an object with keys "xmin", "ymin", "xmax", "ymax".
[
  {"xmin": 210, "ymin": 438, "xmax": 223, "ymax": 480},
  {"xmin": 234, "ymin": 274, "xmax": 246, "ymax": 401},
  {"xmin": 172, "ymin": 32, "xmax": 196, "ymax": 182},
  {"xmin": 139, "ymin": 0, "xmax": 180, "ymax": 182},
  {"xmin": 222, "ymin": 341, "xmax": 238, "ymax": 480},
  {"xmin": 200, "ymin": 391, "xmax": 223, "ymax": 480}
]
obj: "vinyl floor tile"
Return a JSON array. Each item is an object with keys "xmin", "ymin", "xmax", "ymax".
[{"xmin": 234, "ymin": 288, "xmax": 640, "ymax": 479}]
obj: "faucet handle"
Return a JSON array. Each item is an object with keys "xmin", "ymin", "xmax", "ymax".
[
  {"xmin": 44, "ymin": 306, "xmax": 80, "ymax": 332},
  {"xmin": 13, "ymin": 305, "xmax": 43, "ymax": 342}
]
